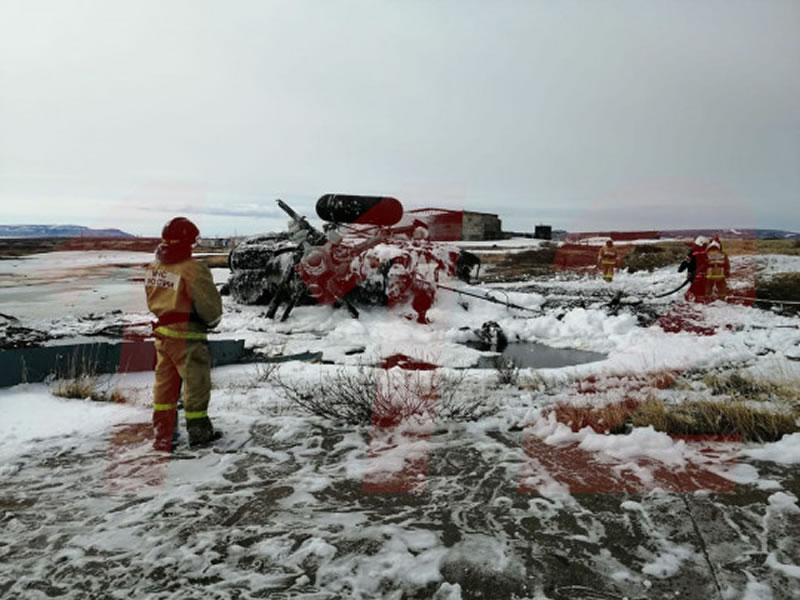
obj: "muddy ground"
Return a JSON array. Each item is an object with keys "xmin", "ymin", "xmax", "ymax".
[{"xmin": 1, "ymin": 422, "xmax": 798, "ymax": 599}]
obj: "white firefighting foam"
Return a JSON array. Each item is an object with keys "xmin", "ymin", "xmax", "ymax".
[{"xmin": 0, "ymin": 250, "xmax": 799, "ymax": 598}]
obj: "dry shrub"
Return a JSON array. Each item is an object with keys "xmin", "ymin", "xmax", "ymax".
[
  {"xmin": 495, "ymin": 357, "xmax": 521, "ymax": 386},
  {"xmin": 227, "ymin": 344, "xmax": 286, "ymax": 390},
  {"xmin": 482, "ymin": 247, "xmax": 559, "ymax": 280},
  {"xmin": 632, "ymin": 398, "xmax": 798, "ymax": 442},
  {"xmin": 520, "ymin": 372, "xmax": 548, "ymax": 392},
  {"xmin": 90, "ymin": 388, "xmax": 130, "ymax": 403},
  {"xmin": 623, "ymin": 244, "xmax": 686, "ymax": 273},
  {"xmin": 253, "ymin": 360, "xmax": 281, "ymax": 383},
  {"xmin": 277, "ymin": 366, "xmax": 487, "ymax": 425},
  {"xmin": 550, "ymin": 398, "xmax": 640, "ymax": 434},
  {"xmin": 225, "ymin": 361, "xmax": 283, "ymax": 391},
  {"xmin": 755, "ymin": 273, "xmax": 800, "ymax": 314}
]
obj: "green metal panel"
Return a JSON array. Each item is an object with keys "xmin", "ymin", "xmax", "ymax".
[{"xmin": 0, "ymin": 339, "xmax": 247, "ymax": 387}]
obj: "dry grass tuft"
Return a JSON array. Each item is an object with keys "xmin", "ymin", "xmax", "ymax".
[
  {"xmin": 550, "ymin": 398, "xmax": 639, "ymax": 434},
  {"xmin": 52, "ymin": 376, "xmax": 97, "ymax": 400},
  {"xmin": 49, "ymin": 353, "xmax": 131, "ymax": 403},
  {"xmin": 50, "ymin": 355, "xmax": 100, "ymax": 399},
  {"xmin": 547, "ymin": 366, "xmax": 800, "ymax": 440},
  {"xmin": 703, "ymin": 372, "xmax": 790, "ymax": 401},
  {"xmin": 495, "ymin": 357, "xmax": 521, "ymax": 386},
  {"xmin": 632, "ymin": 398, "xmax": 798, "ymax": 442}
]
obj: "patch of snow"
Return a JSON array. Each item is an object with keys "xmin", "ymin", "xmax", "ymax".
[
  {"xmin": 433, "ymin": 582, "xmax": 463, "ymax": 599},
  {"xmin": 767, "ymin": 491, "xmax": 800, "ymax": 514},
  {"xmin": 0, "ymin": 385, "xmax": 147, "ymax": 464},
  {"xmin": 735, "ymin": 253, "xmax": 800, "ymax": 277},
  {"xmin": 531, "ymin": 416, "xmax": 687, "ymax": 467},
  {"xmin": 641, "ymin": 542, "xmax": 694, "ymax": 578},
  {"xmin": 765, "ymin": 552, "xmax": 800, "ymax": 578},
  {"xmin": 740, "ymin": 577, "xmax": 774, "ymax": 600},
  {"xmin": 713, "ymin": 463, "xmax": 761, "ymax": 485},
  {"xmin": 756, "ymin": 479, "xmax": 783, "ymax": 491},
  {"xmin": 742, "ymin": 434, "xmax": 800, "ymax": 464}
]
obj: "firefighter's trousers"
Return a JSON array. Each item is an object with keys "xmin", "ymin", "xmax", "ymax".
[
  {"xmin": 704, "ymin": 278, "xmax": 728, "ymax": 301},
  {"xmin": 152, "ymin": 336, "xmax": 212, "ymax": 448},
  {"xmin": 686, "ymin": 276, "xmax": 707, "ymax": 303},
  {"xmin": 601, "ymin": 263, "xmax": 615, "ymax": 282}
]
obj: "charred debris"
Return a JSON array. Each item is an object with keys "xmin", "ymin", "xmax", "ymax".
[{"xmin": 225, "ymin": 195, "xmax": 481, "ymax": 324}]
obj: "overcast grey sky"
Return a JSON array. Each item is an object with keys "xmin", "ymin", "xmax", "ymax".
[{"xmin": 1, "ymin": 0, "xmax": 798, "ymax": 236}]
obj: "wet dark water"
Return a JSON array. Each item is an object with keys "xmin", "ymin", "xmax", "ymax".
[{"xmin": 475, "ymin": 342, "xmax": 606, "ymax": 369}]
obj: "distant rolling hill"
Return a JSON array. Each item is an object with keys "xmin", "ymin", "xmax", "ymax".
[
  {"xmin": 565, "ymin": 228, "xmax": 799, "ymax": 242},
  {"xmin": 663, "ymin": 228, "xmax": 800, "ymax": 240},
  {"xmin": 0, "ymin": 225, "xmax": 135, "ymax": 238}
]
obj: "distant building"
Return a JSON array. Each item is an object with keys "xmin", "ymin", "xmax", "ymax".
[
  {"xmin": 534, "ymin": 224, "xmax": 552, "ymax": 240},
  {"xmin": 462, "ymin": 211, "xmax": 502, "ymax": 241},
  {"xmin": 407, "ymin": 209, "xmax": 503, "ymax": 241}
]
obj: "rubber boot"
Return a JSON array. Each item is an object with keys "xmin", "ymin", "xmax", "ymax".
[
  {"xmin": 153, "ymin": 408, "xmax": 178, "ymax": 452},
  {"xmin": 187, "ymin": 416, "xmax": 222, "ymax": 448}
]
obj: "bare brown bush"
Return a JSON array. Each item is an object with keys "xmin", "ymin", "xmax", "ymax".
[
  {"xmin": 622, "ymin": 244, "xmax": 686, "ymax": 273},
  {"xmin": 277, "ymin": 366, "xmax": 488, "ymax": 425}
]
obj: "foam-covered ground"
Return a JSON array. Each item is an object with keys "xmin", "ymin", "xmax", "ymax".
[{"xmin": 1, "ymin": 250, "xmax": 799, "ymax": 598}]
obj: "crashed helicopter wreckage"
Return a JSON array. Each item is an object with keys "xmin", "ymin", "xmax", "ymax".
[{"xmin": 226, "ymin": 195, "xmax": 482, "ymax": 323}]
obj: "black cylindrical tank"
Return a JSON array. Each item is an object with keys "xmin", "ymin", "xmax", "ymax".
[{"xmin": 316, "ymin": 194, "xmax": 403, "ymax": 226}]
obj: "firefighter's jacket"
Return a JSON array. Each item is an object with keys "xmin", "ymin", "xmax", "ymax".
[
  {"xmin": 679, "ymin": 248, "xmax": 707, "ymax": 282},
  {"xmin": 598, "ymin": 246, "xmax": 617, "ymax": 266},
  {"xmin": 705, "ymin": 248, "xmax": 730, "ymax": 280},
  {"xmin": 145, "ymin": 245, "xmax": 222, "ymax": 340}
]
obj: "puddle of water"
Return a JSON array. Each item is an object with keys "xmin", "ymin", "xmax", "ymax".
[{"xmin": 474, "ymin": 342, "xmax": 606, "ymax": 369}]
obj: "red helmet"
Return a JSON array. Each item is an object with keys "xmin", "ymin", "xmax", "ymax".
[{"xmin": 161, "ymin": 217, "xmax": 200, "ymax": 245}]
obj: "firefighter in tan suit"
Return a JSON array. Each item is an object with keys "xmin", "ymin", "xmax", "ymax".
[
  {"xmin": 597, "ymin": 239, "xmax": 618, "ymax": 282},
  {"xmin": 704, "ymin": 239, "xmax": 730, "ymax": 301},
  {"xmin": 145, "ymin": 217, "xmax": 222, "ymax": 450}
]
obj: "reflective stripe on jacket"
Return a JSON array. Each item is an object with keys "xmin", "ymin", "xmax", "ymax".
[
  {"xmin": 598, "ymin": 249, "xmax": 617, "ymax": 265},
  {"xmin": 705, "ymin": 249, "xmax": 729, "ymax": 280}
]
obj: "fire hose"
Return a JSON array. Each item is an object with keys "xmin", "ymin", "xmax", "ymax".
[{"xmin": 435, "ymin": 283, "xmax": 542, "ymax": 314}]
